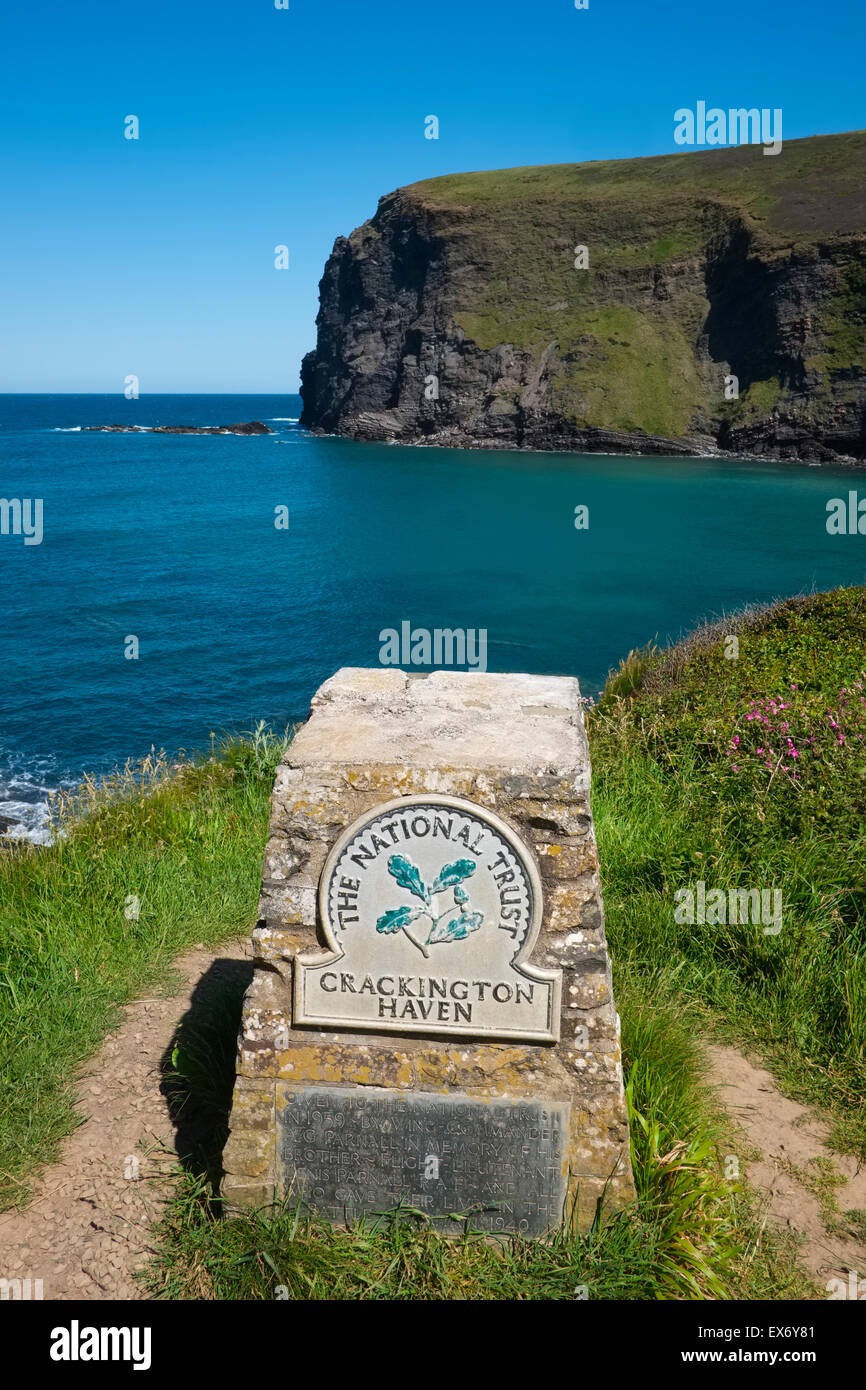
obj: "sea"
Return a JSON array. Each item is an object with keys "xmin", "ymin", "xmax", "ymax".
[{"xmin": 1, "ymin": 392, "xmax": 864, "ymax": 841}]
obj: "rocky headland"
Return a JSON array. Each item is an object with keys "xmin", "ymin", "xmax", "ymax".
[{"xmin": 300, "ymin": 131, "xmax": 866, "ymax": 463}]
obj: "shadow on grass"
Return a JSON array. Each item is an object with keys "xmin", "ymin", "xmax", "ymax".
[{"xmin": 158, "ymin": 956, "xmax": 253, "ymax": 1195}]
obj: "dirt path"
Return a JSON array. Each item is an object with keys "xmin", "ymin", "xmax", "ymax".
[
  {"xmin": 0, "ymin": 941, "xmax": 251, "ymax": 1301},
  {"xmin": 708, "ymin": 1044, "xmax": 866, "ymax": 1294}
]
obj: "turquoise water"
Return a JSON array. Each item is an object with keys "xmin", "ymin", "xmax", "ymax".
[{"xmin": 1, "ymin": 393, "xmax": 864, "ymax": 838}]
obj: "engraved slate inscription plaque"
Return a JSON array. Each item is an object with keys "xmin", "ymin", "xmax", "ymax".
[{"xmin": 277, "ymin": 1085, "xmax": 570, "ymax": 1235}]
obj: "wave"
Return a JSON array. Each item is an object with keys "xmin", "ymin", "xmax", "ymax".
[
  {"xmin": 0, "ymin": 750, "xmax": 61, "ymax": 844},
  {"xmin": 268, "ymin": 417, "xmax": 300, "ymax": 422},
  {"xmin": 0, "ymin": 799, "xmax": 53, "ymax": 844},
  {"xmin": 52, "ymin": 426, "xmax": 82, "ymax": 432},
  {"xmin": 0, "ymin": 784, "xmax": 55, "ymax": 844}
]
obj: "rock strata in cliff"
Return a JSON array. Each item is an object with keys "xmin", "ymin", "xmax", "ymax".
[{"xmin": 301, "ymin": 131, "xmax": 866, "ymax": 462}]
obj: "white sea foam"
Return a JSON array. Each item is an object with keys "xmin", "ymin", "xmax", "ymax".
[
  {"xmin": 0, "ymin": 786, "xmax": 55, "ymax": 844},
  {"xmin": 268, "ymin": 417, "xmax": 300, "ymax": 422},
  {"xmin": 0, "ymin": 799, "xmax": 53, "ymax": 844},
  {"xmin": 0, "ymin": 754, "xmax": 60, "ymax": 845},
  {"xmin": 53, "ymin": 426, "xmax": 82, "ymax": 432}
]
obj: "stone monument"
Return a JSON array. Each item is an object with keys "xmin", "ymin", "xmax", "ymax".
[{"xmin": 222, "ymin": 668, "xmax": 635, "ymax": 1235}]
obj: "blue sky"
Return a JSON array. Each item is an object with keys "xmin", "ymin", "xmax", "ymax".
[{"xmin": 1, "ymin": 0, "xmax": 863, "ymax": 392}]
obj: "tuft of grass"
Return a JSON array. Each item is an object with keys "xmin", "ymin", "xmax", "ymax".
[
  {"xmin": 778, "ymin": 1156, "xmax": 848, "ymax": 1229},
  {"xmin": 0, "ymin": 724, "xmax": 293, "ymax": 1211},
  {"xmin": 722, "ymin": 375, "xmax": 783, "ymax": 426},
  {"xmin": 602, "ymin": 641, "xmax": 661, "ymax": 701}
]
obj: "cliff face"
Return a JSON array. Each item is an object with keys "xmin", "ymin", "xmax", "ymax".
[{"xmin": 300, "ymin": 132, "xmax": 866, "ymax": 461}]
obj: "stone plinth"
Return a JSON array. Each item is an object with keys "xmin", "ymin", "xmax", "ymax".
[{"xmin": 222, "ymin": 668, "xmax": 635, "ymax": 1235}]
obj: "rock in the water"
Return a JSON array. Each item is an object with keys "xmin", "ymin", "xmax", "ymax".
[{"xmin": 82, "ymin": 421, "xmax": 272, "ymax": 435}]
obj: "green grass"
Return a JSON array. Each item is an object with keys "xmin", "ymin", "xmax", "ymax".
[
  {"xmin": 722, "ymin": 375, "xmax": 784, "ymax": 426},
  {"xmin": 550, "ymin": 307, "xmax": 703, "ymax": 437},
  {"xmin": 408, "ymin": 131, "xmax": 866, "ymax": 240},
  {"xmin": 588, "ymin": 586, "xmax": 866, "ymax": 1158},
  {"xmin": 0, "ymin": 724, "xmax": 292, "ymax": 1211},
  {"xmin": 816, "ymin": 258, "xmax": 866, "ymax": 373}
]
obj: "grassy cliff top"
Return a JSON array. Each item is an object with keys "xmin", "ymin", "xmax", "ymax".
[{"xmin": 405, "ymin": 130, "xmax": 866, "ymax": 243}]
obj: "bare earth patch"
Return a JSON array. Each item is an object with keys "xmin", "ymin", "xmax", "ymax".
[
  {"xmin": 708, "ymin": 1044, "xmax": 866, "ymax": 1292},
  {"xmin": 0, "ymin": 941, "xmax": 251, "ymax": 1301}
]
